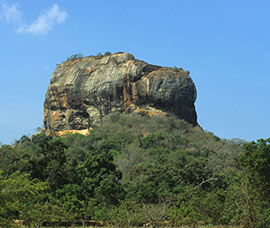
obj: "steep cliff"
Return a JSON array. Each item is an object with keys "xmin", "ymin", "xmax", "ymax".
[{"xmin": 44, "ymin": 52, "xmax": 197, "ymax": 131}]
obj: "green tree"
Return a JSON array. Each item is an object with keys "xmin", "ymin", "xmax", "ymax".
[
  {"xmin": 30, "ymin": 138, "xmax": 68, "ymax": 191},
  {"xmin": 0, "ymin": 171, "xmax": 48, "ymax": 227},
  {"xmin": 76, "ymin": 148, "xmax": 123, "ymax": 205},
  {"xmin": 55, "ymin": 184, "xmax": 85, "ymax": 219},
  {"xmin": 104, "ymin": 51, "xmax": 111, "ymax": 56},
  {"xmin": 67, "ymin": 53, "xmax": 83, "ymax": 60},
  {"xmin": 237, "ymin": 138, "xmax": 270, "ymax": 228},
  {"xmin": 239, "ymin": 138, "xmax": 270, "ymax": 191}
]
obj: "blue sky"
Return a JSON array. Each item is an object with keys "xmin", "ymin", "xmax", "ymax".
[{"xmin": 0, "ymin": 0, "xmax": 269, "ymax": 144}]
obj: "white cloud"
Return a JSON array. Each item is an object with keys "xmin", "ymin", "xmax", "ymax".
[
  {"xmin": 17, "ymin": 4, "xmax": 68, "ymax": 35},
  {"xmin": 0, "ymin": 2, "xmax": 68, "ymax": 35},
  {"xmin": 1, "ymin": 2, "xmax": 22, "ymax": 24}
]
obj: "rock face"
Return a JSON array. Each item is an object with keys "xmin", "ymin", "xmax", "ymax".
[{"xmin": 44, "ymin": 52, "xmax": 197, "ymax": 131}]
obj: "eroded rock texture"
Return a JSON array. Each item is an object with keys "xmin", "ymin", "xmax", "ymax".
[{"xmin": 44, "ymin": 52, "xmax": 197, "ymax": 131}]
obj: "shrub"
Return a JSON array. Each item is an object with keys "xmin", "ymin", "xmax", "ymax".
[{"xmin": 104, "ymin": 51, "xmax": 112, "ymax": 56}]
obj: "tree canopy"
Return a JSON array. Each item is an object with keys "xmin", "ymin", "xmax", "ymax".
[{"xmin": 0, "ymin": 114, "xmax": 268, "ymax": 227}]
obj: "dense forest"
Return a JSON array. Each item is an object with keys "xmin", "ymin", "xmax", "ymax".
[{"xmin": 0, "ymin": 114, "xmax": 269, "ymax": 227}]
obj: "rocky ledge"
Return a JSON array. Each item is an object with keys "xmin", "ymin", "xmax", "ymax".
[{"xmin": 44, "ymin": 52, "xmax": 197, "ymax": 131}]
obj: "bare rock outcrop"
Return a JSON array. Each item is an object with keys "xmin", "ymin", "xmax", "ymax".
[{"xmin": 44, "ymin": 52, "xmax": 197, "ymax": 131}]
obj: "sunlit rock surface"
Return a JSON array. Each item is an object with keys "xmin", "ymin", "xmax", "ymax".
[{"xmin": 44, "ymin": 52, "xmax": 197, "ymax": 131}]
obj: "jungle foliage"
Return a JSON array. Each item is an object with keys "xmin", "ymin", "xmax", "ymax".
[{"xmin": 0, "ymin": 114, "xmax": 269, "ymax": 227}]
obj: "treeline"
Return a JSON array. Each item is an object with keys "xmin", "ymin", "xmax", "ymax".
[
  {"xmin": 65, "ymin": 51, "xmax": 112, "ymax": 61},
  {"xmin": 0, "ymin": 114, "xmax": 269, "ymax": 227}
]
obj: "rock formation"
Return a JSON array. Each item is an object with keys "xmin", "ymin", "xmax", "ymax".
[{"xmin": 44, "ymin": 52, "xmax": 197, "ymax": 131}]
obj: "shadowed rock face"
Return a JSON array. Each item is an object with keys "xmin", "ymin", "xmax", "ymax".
[{"xmin": 44, "ymin": 52, "xmax": 197, "ymax": 131}]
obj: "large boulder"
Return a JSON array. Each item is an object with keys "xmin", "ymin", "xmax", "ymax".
[{"xmin": 44, "ymin": 52, "xmax": 197, "ymax": 131}]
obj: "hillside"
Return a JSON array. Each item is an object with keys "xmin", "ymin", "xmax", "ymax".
[
  {"xmin": 0, "ymin": 113, "xmax": 251, "ymax": 227},
  {"xmin": 1, "ymin": 52, "xmax": 269, "ymax": 227}
]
